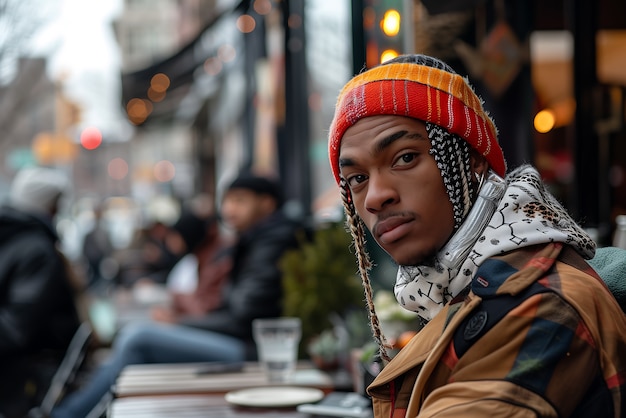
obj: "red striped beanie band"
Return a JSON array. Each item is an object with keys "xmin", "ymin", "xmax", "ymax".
[{"xmin": 328, "ymin": 61, "xmax": 506, "ymax": 184}]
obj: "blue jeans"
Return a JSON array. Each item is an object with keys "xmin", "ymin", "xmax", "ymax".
[{"xmin": 50, "ymin": 321, "xmax": 246, "ymax": 418}]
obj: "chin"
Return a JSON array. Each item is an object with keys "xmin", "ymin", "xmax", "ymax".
[{"xmin": 386, "ymin": 247, "xmax": 437, "ymax": 267}]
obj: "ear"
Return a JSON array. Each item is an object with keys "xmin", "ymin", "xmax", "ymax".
[
  {"xmin": 469, "ymin": 150, "xmax": 489, "ymax": 183},
  {"xmin": 259, "ymin": 194, "xmax": 278, "ymax": 216}
]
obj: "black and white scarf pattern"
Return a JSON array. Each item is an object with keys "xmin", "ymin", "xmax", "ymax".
[{"xmin": 394, "ymin": 164, "xmax": 596, "ymax": 321}]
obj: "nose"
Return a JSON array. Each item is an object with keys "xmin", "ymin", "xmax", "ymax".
[{"xmin": 364, "ymin": 172, "xmax": 397, "ymax": 214}]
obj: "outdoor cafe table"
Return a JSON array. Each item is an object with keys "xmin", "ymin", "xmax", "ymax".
[
  {"xmin": 107, "ymin": 361, "xmax": 336, "ymax": 417},
  {"xmin": 108, "ymin": 395, "xmax": 312, "ymax": 417}
]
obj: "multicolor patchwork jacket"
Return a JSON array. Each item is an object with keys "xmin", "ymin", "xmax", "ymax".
[{"xmin": 368, "ymin": 243, "xmax": 626, "ymax": 417}]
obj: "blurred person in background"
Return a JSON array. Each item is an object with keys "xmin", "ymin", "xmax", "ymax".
[
  {"xmin": 114, "ymin": 197, "xmax": 183, "ymax": 288},
  {"xmin": 81, "ymin": 202, "xmax": 115, "ymax": 292},
  {"xmin": 152, "ymin": 208, "xmax": 234, "ymax": 322},
  {"xmin": 51, "ymin": 171, "xmax": 303, "ymax": 418},
  {"xmin": 0, "ymin": 167, "xmax": 82, "ymax": 417},
  {"xmin": 129, "ymin": 206, "xmax": 232, "ymax": 312},
  {"xmin": 87, "ymin": 203, "xmax": 230, "ymax": 350},
  {"xmin": 115, "ymin": 218, "xmax": 182, "ymax": 287}
]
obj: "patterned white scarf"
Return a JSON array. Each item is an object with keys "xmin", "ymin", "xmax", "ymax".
[{"xmin": 394, "ymin": 165, "xmax": 596, "ymax": 321}]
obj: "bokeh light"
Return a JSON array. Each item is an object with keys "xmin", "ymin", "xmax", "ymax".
[
  {"xmin": 288, "ymin": 13, "xmax": 302, "ymax": 29},
  {"xmin": 236, "ymin": 14, "xmax": 256, "ymax": 33},
  {"xmin": 32, "ymin": 133, "xmax": 54, "ymax": 163},
  {"xmin": 254, "ymin": 0, "xmax": 272, "ymax": 15},
  {"xmin": 363, "ymin": 7, "xmax": 376, "ymax": 31},
  {"xmin": 534, "ymin": 109, "xmax": 556, "ymax": 133},
  {"xmin": 153, "ymin": 160, "xmax": 175, "ymax": 182},
  {"xmin": 204, "ymin": 57, "xmax": 223, "ymax": 75},
  {"xmin": 80, "ymin": 127, "xmax": 103, "ymax": 150},
  {"xmin": 150, "ymin": 73, "xmax": 170, "ymax": 92},
  {"xmin": 147, "ymin": 87, "xmax": 166, "ymax": 102},
  {"xmin": 381, "ymin": 9, "xmax": 401, "ymax": 37},
  {"xmin": 126, "ymin": 98, "xmax": 153, "ymax": 125},
  {"xmin": 380, "ymin": 49, "xmax": 399, "ymax": 63},
  {"xmin": 218, "ymin": 44, "xmax": 237, "ymax": 62},
  {"xmin": 108, "ymin": 157, "xmax": 129, "ymax": 180}
]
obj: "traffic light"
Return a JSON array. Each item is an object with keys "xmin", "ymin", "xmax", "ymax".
[
  {"xmin": 363, "ymin": 0, "xmax": 407, "ymax": 68},
  {"xmin": 80, "ymin": 127, "xmax": 103, "ymax": 150}
]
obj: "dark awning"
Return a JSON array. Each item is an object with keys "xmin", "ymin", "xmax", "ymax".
[{"xmin": 120, "ymin": 0, "xmax": 250, "ymax": 125}]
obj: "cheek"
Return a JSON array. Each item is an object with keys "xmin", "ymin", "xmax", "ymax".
[
  {"xmin": 165, "ymin": 234, "xmax": 185, "ymax": 254},
  {"xmin": 350, "ymin": 196, "xmax": 372, "ymax": 227},
  {"xmin": 417, "ymin": 180, "xmax": 455, "ymax": 223},
  {"xmin": 422, "ymin": 197, "xmax": 456, "ymax": 251}
]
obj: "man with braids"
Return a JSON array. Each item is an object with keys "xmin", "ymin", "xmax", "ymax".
[{"xmin": 328, "ymin": 54, "xmax": 626, "ymax": 417}]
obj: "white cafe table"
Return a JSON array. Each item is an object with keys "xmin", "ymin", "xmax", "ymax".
[{"xmin": 107, "ymin": 361, "xmax": 334, "ymax": 417}]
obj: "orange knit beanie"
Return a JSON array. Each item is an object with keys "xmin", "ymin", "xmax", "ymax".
[{"xmin": 328, "ymin": 55, "xmax": 506, "ymax": 184}]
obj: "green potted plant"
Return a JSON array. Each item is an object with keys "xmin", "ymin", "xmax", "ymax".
[
  {"xmin": 306, "ymin": 328, "xmax": 342, "ymax": 370},
  {"xmin": 280, "ymin": 220, "xmax": 364, "ymax": 358}
]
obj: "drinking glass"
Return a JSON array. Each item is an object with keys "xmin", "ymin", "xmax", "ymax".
[{"xmin": 252, "ymin": 317, "xmax": 302, "ymax": 383}]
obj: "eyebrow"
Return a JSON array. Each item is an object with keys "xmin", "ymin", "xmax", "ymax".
[{"xmin": 339, "ymin": 129, "xmax": 428, "ymax": 169}]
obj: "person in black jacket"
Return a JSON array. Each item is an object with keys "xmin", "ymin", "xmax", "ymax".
[
  {"xmin": 51, "ymin": 171, "xmax": 304, "ymax": 418},
  {"xmin": 0, "ymin": 167, "xmax": 81, "ymax": 417}
]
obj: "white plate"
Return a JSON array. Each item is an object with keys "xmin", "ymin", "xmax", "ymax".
[{"xmin": 224, "ymin": 386, "xmax": 325, "ymax": 407}]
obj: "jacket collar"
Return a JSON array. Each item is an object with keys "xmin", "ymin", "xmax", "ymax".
[{"xmin": 368, "ymin": 243, "xmax": 564, "ymax": 399}]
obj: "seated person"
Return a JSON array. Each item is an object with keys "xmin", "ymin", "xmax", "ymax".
[
  {"xmin": 51, "ymin": 171, "xmax": 303, "ymax": 418},
  {"xmin": 153, "ymin": 207, "xmax": 234, "ymax": 321},
  {"xmin": 0, "ymin": 167, "xmax": 82, "ymax": 417},
  {"xmin": 327, "ymin": 53, "xmax": 626, "ymax": 416}
]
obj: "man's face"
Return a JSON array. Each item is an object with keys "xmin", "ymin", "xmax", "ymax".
[
  {"xmin": 164, "ymin": 229, "xmax": 187, "ymax": 255},
  {"xmin": 220, "ymin": 189, "xmax": 273, "ymax": 234},
  {"xmin": 339, "ymin": 115, "xmax": 455, "ymax": 266}
]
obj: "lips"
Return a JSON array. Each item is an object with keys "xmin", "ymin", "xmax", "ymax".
[{"xmin": 374, "ymin": 216, "xmax": 413, "ymax": 244}]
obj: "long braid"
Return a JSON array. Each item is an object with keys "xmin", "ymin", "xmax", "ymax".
[
  {"xmin": 339, "ymin": 179, "xmax": 392, "ymax": 362},
  {"xmin": 457, "ymin": 144, "xmax": 474, "ymax": 219}
]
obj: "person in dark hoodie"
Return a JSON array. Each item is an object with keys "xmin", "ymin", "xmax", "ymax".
[
  {"xmin": 51, "ymin": 171, "xmax": 304, "ymax": 418},
  {"xmin": 0, "ymin": 166, "xmax": 81, "ymax": 417}
]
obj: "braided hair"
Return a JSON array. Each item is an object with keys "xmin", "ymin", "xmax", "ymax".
[{"xmin": 339, "ymin": 178, "xmax": 392, "ymax": 361}]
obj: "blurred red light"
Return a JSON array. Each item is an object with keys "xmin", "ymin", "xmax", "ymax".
[{"xmin": 80, "ymin": 127, "xmax": 102, "ymax": 150}]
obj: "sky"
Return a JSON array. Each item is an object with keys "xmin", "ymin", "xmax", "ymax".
[{"xmin": 30, "ymin": 0, "xmax": 130, "ymax": 141}]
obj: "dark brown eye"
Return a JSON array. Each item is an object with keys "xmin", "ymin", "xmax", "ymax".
[
  {"xmin": 395, "ymin": 152, "xmax": 417, "ymax": 166},
  {"xmin": 347, "ymin": 174, "xmax": 367, "ymax": 187}
]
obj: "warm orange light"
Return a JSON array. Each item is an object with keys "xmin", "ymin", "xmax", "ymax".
[
  {"xmin": 236, "ymin": 14, "xmax": 256, "ymax": 33},
  {"xmin": 32, "ymin": 133, "xmax": 77, "ymax": 163},
  {"xmin": 363, "ymin": 7, "xmax": 376, "ymax": 31},
  {"xmin": 381, "ymin": 9, "xmax": 401, "ymax": 37},
  {"xmin": 56, "ymin": 135, "xmax": 78, "ymax": 160},
  {"xmin": 534, "ymin": 109, "xmax": 556, "ymax": 133},
  {"xmin": 80, "ymin": 127, "xmax": 103, "ymax": 150},
  {"xmin": 126, "ymin": 98, "xmax": 152, "ymax": 125},
  {"xmin": 253, "ymin": 0, "xmax": 272, "ymax": 15},
  {"xmin": 147, "ymin": 87, "xmax": 166, "ymax": 102},
  {"xmin": 150, "ymin": 73, "xmax": 170, "ymax": 93},
  {"xmin": 32, "ymin": 133, "xmax": 54, "ymax": 163},
  {"xmin": 381, "ymin": 49, "xmax": 399, "ymax": 63}
]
